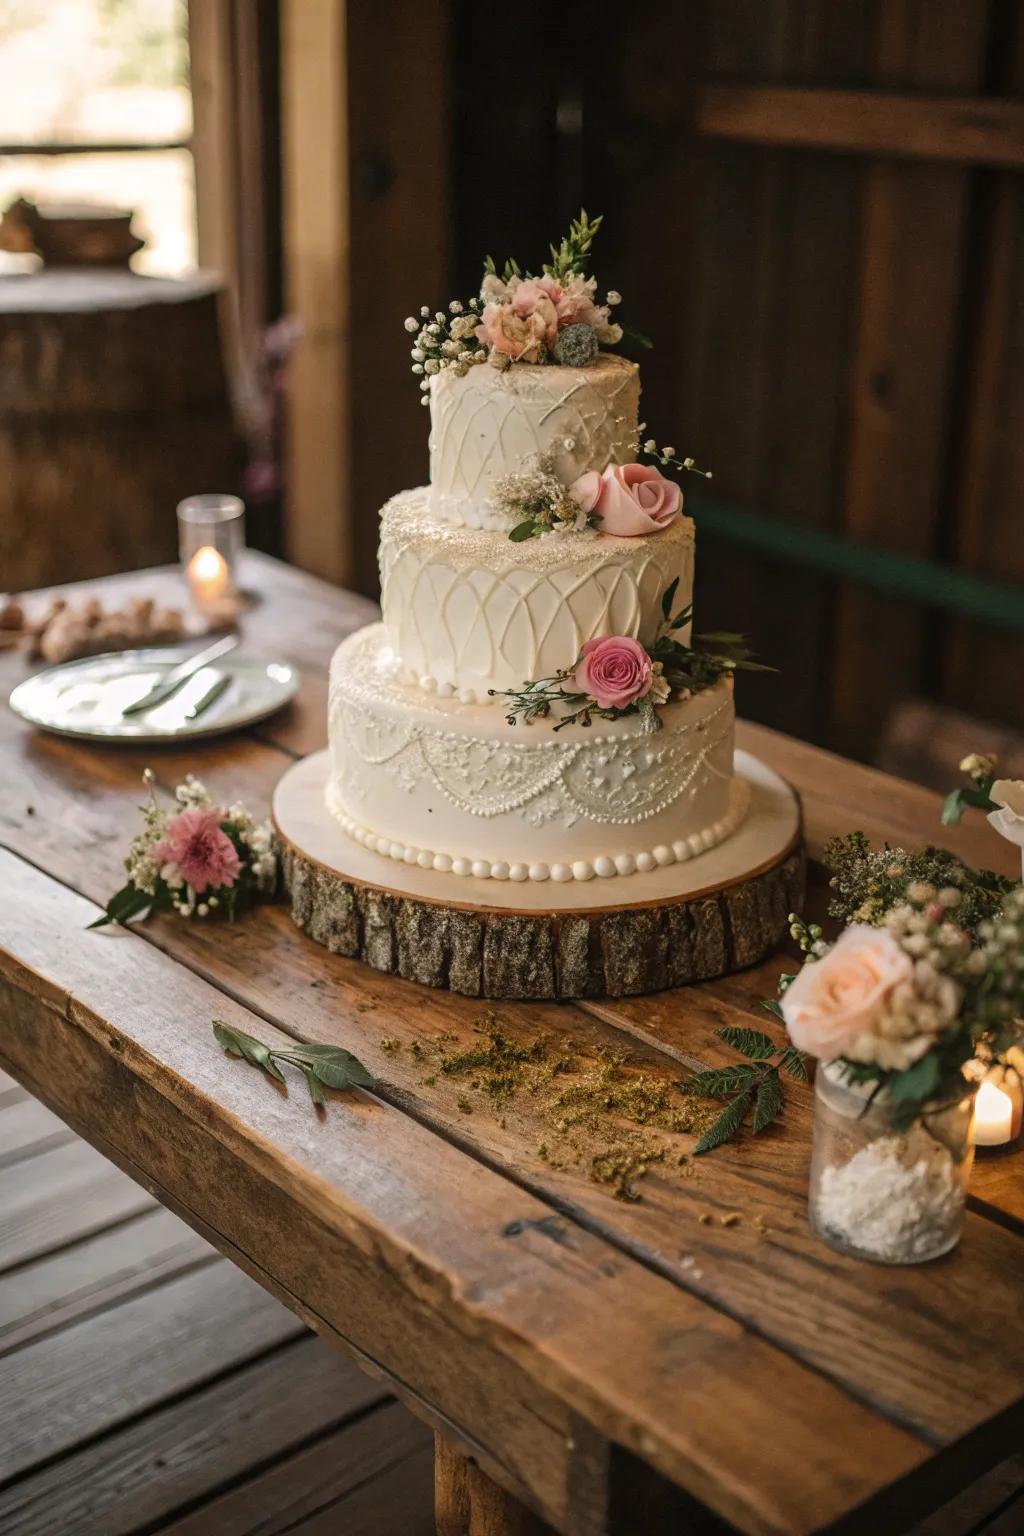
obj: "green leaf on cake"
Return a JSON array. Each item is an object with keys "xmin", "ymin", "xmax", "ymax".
[
  {"xmin": 660, "ymin": 576, "xmax": 680, "ymax": 621},
  {"xmin": 508, "ymin": 520, "xmax": 541, "ymax": 542}
]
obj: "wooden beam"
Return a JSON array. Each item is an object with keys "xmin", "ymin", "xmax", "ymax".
[
  {"xmin": 280, "ymin": 0, "xmax": 352, "ymax": 585},
  {"xmin": 697, "ymin": 83, "xmax": 1024, "ymax": 168}
]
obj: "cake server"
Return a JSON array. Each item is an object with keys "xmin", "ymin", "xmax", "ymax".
[{"xmin": 120, "ymin": 634, "xmax": 238, "ymax": 715}]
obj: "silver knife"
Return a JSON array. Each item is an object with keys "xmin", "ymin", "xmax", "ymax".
[{"xmin": 121, "ymin": 634, "xmax": 239, "ymax": 716}]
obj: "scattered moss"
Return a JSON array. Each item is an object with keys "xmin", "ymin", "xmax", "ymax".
[
  {"xmin": 590, "ymin": 1141, "xmax": 666, "ymax": 1201},
  {"xmin": 413, "ymin": 1009, "xmax": 725, "ymax": 1201},
  {"xmin": 379, "ymin": 1037, "xmax": 401, "ymax": 1054}
]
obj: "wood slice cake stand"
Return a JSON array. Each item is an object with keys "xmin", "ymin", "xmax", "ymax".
[{"xmin": 273, "ymin": 750, "xmax": 804, "ymax": 1000}]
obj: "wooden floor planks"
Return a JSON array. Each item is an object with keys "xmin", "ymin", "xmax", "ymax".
[{"xmin": 0, "ymin": 1082, "xmax": 435, "ymax": 1534}]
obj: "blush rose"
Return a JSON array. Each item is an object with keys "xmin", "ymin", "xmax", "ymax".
[
  {"xmin": 570, "ymin": 463, "xmax": 682, "ymax": 537},
  {"xmin": 475, "ymin": 303, "xmax": 548, "ymax": 362},
  {"xmin": 780, "ymin": 924, "xmax": 913, "ymax": 1061},
  {"xmin": 573, "ymin": 635, "xmax": 653, "ymax": 711}
]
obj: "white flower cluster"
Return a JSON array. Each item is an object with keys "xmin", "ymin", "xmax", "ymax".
[
  {"xmin": 636, "ymin": 428, "xmax": 712, "ymax": 481},
  {"xmin": 490, "ymin": 452, "xmax": 590, "ymax": 536},
  {"xmin": 405, "ymin": 301, "xmax": 488, "ymax": 404}
]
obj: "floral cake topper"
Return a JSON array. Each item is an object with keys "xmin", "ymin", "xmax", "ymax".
[{"xmin": 403, "ymin": 211, "xmax": 641, "ymax": 394}]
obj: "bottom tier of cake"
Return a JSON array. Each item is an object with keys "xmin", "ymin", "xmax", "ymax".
[{"xmin": 326, "ymin": 624, "xmax": 748, "ymax": 885}]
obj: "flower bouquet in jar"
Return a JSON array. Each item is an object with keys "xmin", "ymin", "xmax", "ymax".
[{"xmin": 774, "ymin": 879, "xmax": 1024, "ymax": 1264}]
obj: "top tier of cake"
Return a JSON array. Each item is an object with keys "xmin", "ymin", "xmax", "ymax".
[{"xmin": 428, "ymin": 354, "xmax": 640, "ymax": 530}]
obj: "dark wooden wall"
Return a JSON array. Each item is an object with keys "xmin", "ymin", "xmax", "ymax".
[{"xmin": 436, "ymin": 0, "xmax": 1024, "ymax": 764}]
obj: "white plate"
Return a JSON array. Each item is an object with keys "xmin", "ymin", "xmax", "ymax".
[{"xmin": 9, "ymin": 647, "xmax": 299, "ymax": 743}]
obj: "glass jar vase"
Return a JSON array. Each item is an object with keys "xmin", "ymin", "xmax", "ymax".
[{"xmin": 809, "ymin": 1062, "xmax": 975, "ymax": 1264}]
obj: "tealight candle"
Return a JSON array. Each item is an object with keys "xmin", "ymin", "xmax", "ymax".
[
  {"xmin": 974, "ymin": 1078, "xmax": 1014, "ymax": 1148},
  {"xmin": 187, "ymin": 545, "xmax": 230, "ymax": 608},
  {"xmin": 177, "ymin": 494, "xmax": 245, "ymax": 621}
]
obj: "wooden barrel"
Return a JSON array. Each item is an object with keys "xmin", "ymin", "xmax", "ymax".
[{"xmin": 0, "ymin": 269, "xmax": 242, "ymax": 591}]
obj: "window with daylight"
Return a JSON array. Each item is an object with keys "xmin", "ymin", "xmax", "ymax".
[{"xmin": 0, "ymin": 0, "xmax": 195, "ymax": 274}]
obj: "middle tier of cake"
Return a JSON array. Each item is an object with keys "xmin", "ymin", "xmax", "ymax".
[
  {"xmin": 327, "ymin": 624, "xmax": 747, "ymax": 884},
  {"xmin": 379, "ymin": 489, "xmax": 696, "ymax": 703}
]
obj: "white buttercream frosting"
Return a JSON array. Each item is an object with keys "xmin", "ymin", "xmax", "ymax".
[
  {"xmin": 379, "ymin": 489, "xmax": 695, "ymax": 701},
  {"xmin": 325, "ymin": 625, "xmax": 743, "ymax": 881},
  {"xmin": 428, "ymin": 354, "xmax": 640, "ymax": 528}
]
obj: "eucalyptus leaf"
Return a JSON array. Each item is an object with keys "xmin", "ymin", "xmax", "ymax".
[
  {"xmin": 212, "ymin": 1020, "xmax": 374, "ymax": 1103},
  {"xmin": 88, "ymin": 882, "xmax": 155, "ymax": 930},
  {"xmin": 509, "ymin": 520, "xmax": 540, "ymax": 542}
]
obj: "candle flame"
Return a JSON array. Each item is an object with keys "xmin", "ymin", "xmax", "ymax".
[{"xmin": 190, "ymin": 545, "xmax": 227, "ymax": 582}]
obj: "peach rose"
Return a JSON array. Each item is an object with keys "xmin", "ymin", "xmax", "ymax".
[
  {"xmin": 510, "ymin": 276, "xmax": 561, "ymax": 346},
  {"xmin": 573, "ymin": 635, "xmax": 653, "ymax": 711},
  {"xmin": 570, "ymin": 463, "xmax": 682, "ymax": 536},
  {"xmin": 475, "ymin": 302, "xmax": 547, "ymax": 361},
  {"xmin": 780, "ymin": 925, "xmax": 913, "ymax": 1061}
]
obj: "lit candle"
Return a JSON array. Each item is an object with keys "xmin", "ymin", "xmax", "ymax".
[
  {"xmin": 974, "ymin": 1079, "xmax": 1014, "ymax": 1148},
  {"xmin": 187, "ymin": 544, "xmax": 231, "ymax": 612}
]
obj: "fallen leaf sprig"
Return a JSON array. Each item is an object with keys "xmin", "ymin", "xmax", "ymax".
[
  {"xmin": 213, "ymin": 1021, "xmax": 375, "ymax": 1107},
  {"xmin": 679, "ymin": 1024, "xmax": 807, "ymax": 1154}
]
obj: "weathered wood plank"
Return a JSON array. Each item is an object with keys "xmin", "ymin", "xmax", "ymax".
[
  {"xmin": 0, "ymin": 1206, "xmax": 210, "ymax": 1355},
  {"xmin": 0, "ymin": 1257, "xmax": 303, "ymax": 1483},
  {"xmin": 1, "ymin": 720, "xmax": 1023, "ymax": 1456},
  {"xmin": 0, "ymin": 1138, "xmax": 154, "ymax": 1274},
  {"xmin": 697, "ymin": 84, "xmax": 1024, "ymax": 168},
  {"xmin": 154, "ymin": 1399, "xmax": 433, "ymax": 1536},
  {"xmin": 0, "ymin": 1095, "xmax": 73, "ymax": 1167},
  {"xmin": 0, "ymin": 1333, "xmax": 389, "ymax": 1536},
  {"xmin": 436, "ymin": 1432, "xmax": 556, "ymax": 1536},
  {"xmin": 0, "ymin": 852, "xmax": 929, "ymax": 1536}
]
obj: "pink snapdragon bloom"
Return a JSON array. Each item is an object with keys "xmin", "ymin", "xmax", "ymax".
[
  {"xmin": 573, "ymin": 635, "xmax": 653, "ymax": 711},
  {"xmin": 154, "ymin": 807, "xmax": 241, "ymax": 894},
  {"xmin": 570, "ymin": 462, "xmax": 682, "ymax": 536}
]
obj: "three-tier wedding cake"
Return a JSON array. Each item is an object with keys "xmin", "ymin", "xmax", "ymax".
[{"xmin": 276, "ymin": 214, "xmax": 802, "ymax": 997}]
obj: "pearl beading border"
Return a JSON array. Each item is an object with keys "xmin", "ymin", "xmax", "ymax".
[{"xmin": 325, "ymin": 776, "xmax": 750, "ymax": 884}]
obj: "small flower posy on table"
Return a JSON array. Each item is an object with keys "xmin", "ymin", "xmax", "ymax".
[
  {"xmin": 91, "ymin": 770, "xmax": 277, "ymax": 929},
  {"xmin": 493, "ymin": 578, "xmax": 770, "ymax": 732}
]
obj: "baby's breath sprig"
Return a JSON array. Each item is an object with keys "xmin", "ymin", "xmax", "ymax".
[
  {"xmin": 636, "ymin": 428, "xmax": 713, "ymax": 482},
  {"xmin": 403, "ymin": 300, "xmax": 487, "ymax": 403}
]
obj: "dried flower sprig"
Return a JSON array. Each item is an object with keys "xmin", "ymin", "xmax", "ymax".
[
  {"xmin": 492, "ymin": 451, "xmax": 596, "ymax": 541},
  {"xmin": 821, "ymin": 830, "xmax": 1014, "ymax": 938},
  {"xmin": 91, "ymin": 770, "xmax": 277, "ymax": 929},
  {"xmin": 492, "ymin": 577, "xmax": 769, "ymax": 731}
]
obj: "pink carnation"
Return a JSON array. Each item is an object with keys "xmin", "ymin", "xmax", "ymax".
[
  {"xmin": 573, "ymin": 635, "xmax": 653, "ymax": 711},
  {"xmin": 570, "ymin": 463, "xmax": 682, "ymax": 536},
  {"xmin": 154, "ymin": 807, "xmax": 241, "ymax": 894}
]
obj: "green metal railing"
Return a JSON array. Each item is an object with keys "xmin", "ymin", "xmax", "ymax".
[{"xmin": 688, "ymin": 492, "xmax": 1024, "ymax": 631}]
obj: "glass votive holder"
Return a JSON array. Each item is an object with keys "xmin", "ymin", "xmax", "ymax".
[{"xmin": 177, "ymin": 494, "xmax": 245, "ymax": 621}]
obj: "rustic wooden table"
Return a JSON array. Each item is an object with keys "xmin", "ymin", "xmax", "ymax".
[{"xmin": 2, "ymin": 553, "xmax": 1023, "ymax": 1536}]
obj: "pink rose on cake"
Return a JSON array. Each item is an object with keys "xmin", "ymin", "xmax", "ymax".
[
  {"xmin": 570, "ymin": 462, "xmax": 682, "ymax": 536},
  {"xmin": 573, "ymin": 635, "xmax": 653, "ymax": 711}
]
